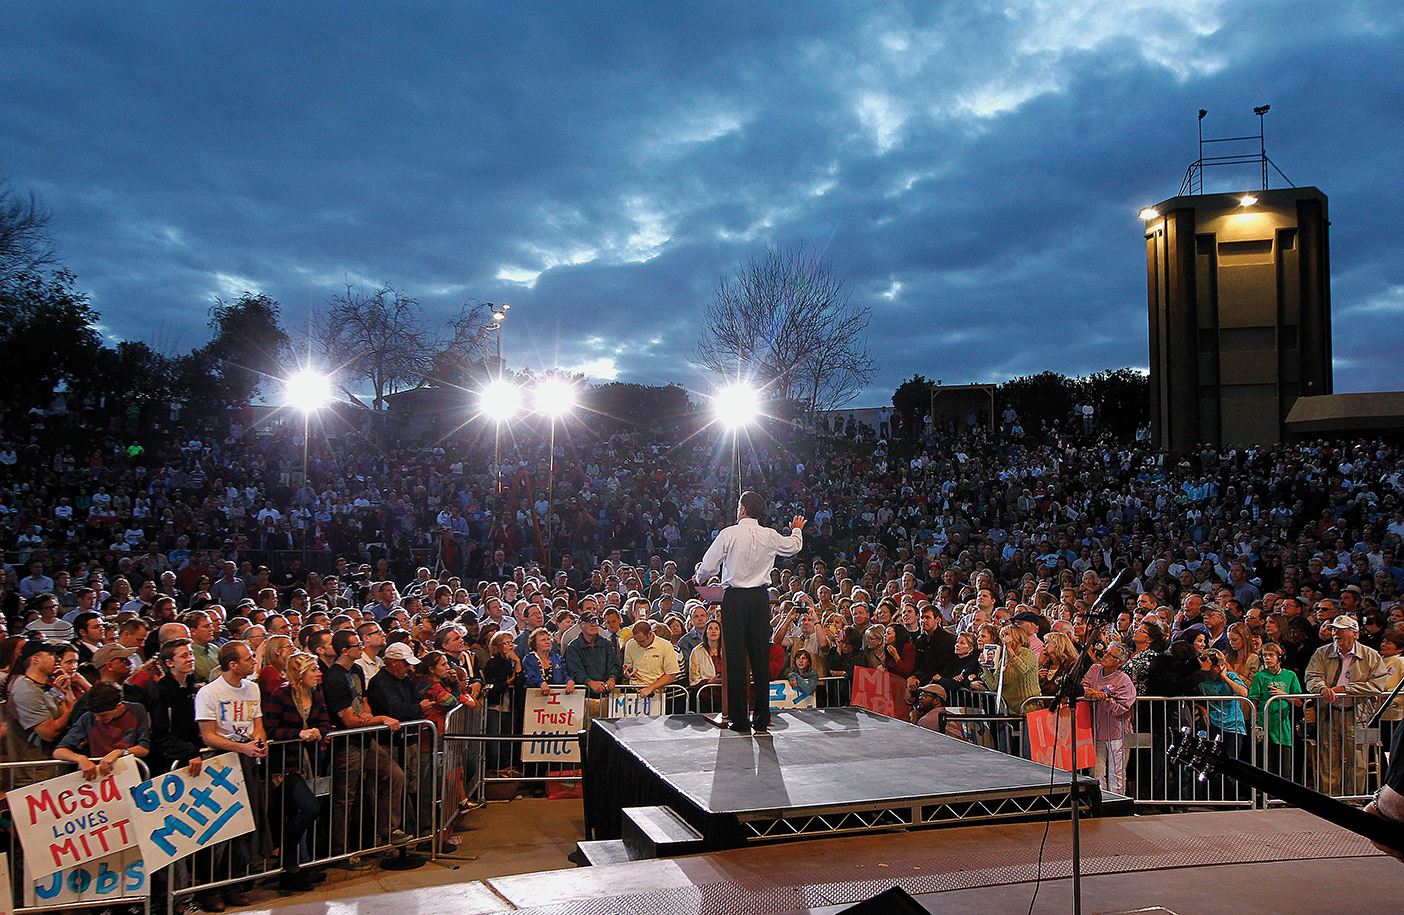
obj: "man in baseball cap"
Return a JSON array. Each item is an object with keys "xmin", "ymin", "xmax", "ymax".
[
  {"xmin": 1306, "ymin": 610, "xmax": 1385, "ymax": 796},
  {"xmin": 914, "ymin": 682, "xmax": 950, "ymax": 733},
  {"xmin": 367, "ymin": 641, "xmax": 430, "ymax": 735}
]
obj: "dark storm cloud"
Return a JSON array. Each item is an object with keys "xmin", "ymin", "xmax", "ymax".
[{"xmin": 2, "ymin": 1, "xmax": 1402, "ymax": 404}]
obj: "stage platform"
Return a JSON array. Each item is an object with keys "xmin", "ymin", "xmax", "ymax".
[{"xmin": 584, "ymin": 707, "xmax": 1111, "ymax": 849}]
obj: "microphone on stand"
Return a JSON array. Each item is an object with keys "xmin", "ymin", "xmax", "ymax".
[{"xmin": 1090, "ymin": 567, "xmax": 1134, "ymax": 618}]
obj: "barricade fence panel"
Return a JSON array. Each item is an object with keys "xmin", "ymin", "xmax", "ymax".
[
  {"xmin": 1259, "ymin": 693, "xmax": 1387, "ymax": 804},
  {"xmin": 1114, "ymin": 695, "xmax": 1258, "ymax": 807},
  {"xmin": 947, "ymin": 687, "xmax": 1022, "ymax": 754},
  {"xmin": 166, "ymin": 719, "xmax": 438, "ymax": 910},
  {"xmin": 442, "ymin": 701, "xmax": 486, "ymax": 807},
  {"xmin": 479, "ymin": 685, "xmax": 584, "ymax": 785},
  {"xmin": 688, "ymin": 678, "xmax": 848, "ymax": 714},
  {"xmin": 471, "ymin": 684, "xmax": 692, "ymax": 788},
  {"xmin": 931, "ymin": 693, "xmax": 1267, "ymax": 807}
]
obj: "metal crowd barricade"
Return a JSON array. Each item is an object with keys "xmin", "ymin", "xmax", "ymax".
[
  {"xmin": 2, "ymin": 758, "xmax": 152, "ymax": 915},
  {"xmin": 1259, "ymin": 693, "xmax": 1386, "ymax": 804},
  {"xmin": 598, "ymin": 684, "xmax": 690, "ymax": 717},
  {"xmin": 166, "ymin": 719, "xmax": 438, "ymax": 912},
  {"xmin": 1124, "ymin": 695, "xmax": 1258, "ymax": 808},
  {"xmin": 470, "ymin": 683, "xmax": 691, "ymax": 792},
  {"xmin": 816, "ymin": 676, "xmax": 848, "ymax": 708},
  {"xmin": 442, "ymin": 700, "xmax": 486, "ymax": 807},
  {"xmin": 944, "ymin": 686, "xmax": 1022, "ymax": 751},
  {"xmin": 691, "ymin": 682, "xmax": 723, "ymax": 715},
  {"xmin": 690, "ymin": 676, "xmax": 849, "ymax": 713}
]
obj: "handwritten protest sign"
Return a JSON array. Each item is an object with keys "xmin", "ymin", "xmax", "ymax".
[
  {"xmin": 24, "ymin": 849, "xmax": 145, "ymax": 908},
  {"xmin": 851, "ymin": 666, "xmax": 906, "ymax": 718},
  {"xmin": 7, "ymin": 756, "xmax": 142, "ymax": 880},
  {"xmin": 605, "ymin": 690, "xmax": 665, "ymax": 718},
  {"xmin": 1026, "ymin": 703, "xmax": 1096, "ymax": 771},
  {"xmin": 522, "ymin": 689, "xmax": 586, "ymax": 762},
  {"xmin": 128, "ymin": 753, "xmax": 256, "ymax": 872},
  {"xmin": 768, "ymin": 681, "xmax": 817, "ymax": 710}
]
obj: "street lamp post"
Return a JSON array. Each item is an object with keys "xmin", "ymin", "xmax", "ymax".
[
  {"xmin": 533, "ymin": 377, "xmax": 576, "ymax": 573},
  {"xmin": 284, "ymin": 369, "xmax": 333, "ymax": 569},
  {"xmin": 714, "ymin": 383, "xmax": 760, "ymax": 510},
  {"xmin": 480, "ymin": 379, "xmax": 521, "ymax": 533},
  {"xmin": 487, "ymin": 303, "xmax": 511, "ymax": 373}
]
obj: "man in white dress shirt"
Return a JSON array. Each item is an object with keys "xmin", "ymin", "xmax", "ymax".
[{"xmin": 696, "ymin": 491, "xmax": 805, "ymax": 734}]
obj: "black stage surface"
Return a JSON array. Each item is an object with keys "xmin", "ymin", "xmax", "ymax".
[{"xmin": 585, "ymin": 707, "xmax": 1106, "ymax": 850}]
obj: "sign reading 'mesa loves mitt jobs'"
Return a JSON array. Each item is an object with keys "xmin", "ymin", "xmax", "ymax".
[{"xmin": 9, "ymin": 753, "xmax": 255, "ymax": 880}]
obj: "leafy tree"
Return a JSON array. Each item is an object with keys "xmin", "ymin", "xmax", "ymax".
[
  {"xmin": 69, "ymin": 341, "xmax": 176, "ymax": 408},
  {"xmin": 892, "ymin": 374, "xmax": 934, "ymax": 429},
  {"xmin": 0, "ymin": 269, "xmax": 101, "ymax": 415},
  {"xmin": 995, "ymin": 371, "xmax": 1077, "ymax": 433},
  {"xmin": 1081, "ymin": 368, "xmax": 1149, "ymax": 438},
  {"xmin": 582, "ymin": 382, "xmax": 692, "ymax": 432},
  {"xmin": 195, "ymin": 292, "xmax": 291, "ymax": 405},
  {"xmin": 694, "ymin": 243, "xmax": 873, "ymax": 415}
]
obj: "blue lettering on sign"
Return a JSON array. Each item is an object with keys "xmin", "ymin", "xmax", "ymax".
[
  {"xmin": 187, "ymin": 784, "xmax": 223, "ymax": 814},
  {"xmin": 203, "ymin": 764, "xmax": 239, "ymax": 797},
  {"xmin": 195, "ymin": 801, "xmax": 245, "ymax": 845},
  {"xmin": 33, "ymin": 857, "xmax": 147, "ymax": 900},
  {"xmin": 769, "ymin": 683, "xmax": 786, "ymax": 703},
  {"xmin": 34, "ymin": 873, "xmax": 62, "ymax": 900},
  {"xmin": 150, "ymin": 814, "xmax": 197, "ymax": 855},
  {"xmin": 94, "ymin": 861, "xmax": 119, "ymax": 894},
  {"xmin": 67, "ymin": 866, "xmax": 92, "ymax": 894},
  {"xmin": 160, "ymin": 773, "xmax": 185, "ymax": 803}
]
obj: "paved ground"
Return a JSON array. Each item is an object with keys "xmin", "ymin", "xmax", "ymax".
[
  {"xmin": 234, "ymin": 797, "xmax": 584, "ymax": 913},
  {"xmin": 232, "ymin": 806, "xmax": 1394, "ymax": 915}
]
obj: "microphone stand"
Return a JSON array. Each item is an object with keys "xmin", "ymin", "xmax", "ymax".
[
  {"xmin": 1050, "ymin": 588, "xmax": 1123, "ymax": 915},
  {"xmin": 1366, "ymin": 671, "xmax": 1404, "ymax": 730}
]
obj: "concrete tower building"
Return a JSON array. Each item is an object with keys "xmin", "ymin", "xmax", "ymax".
[{"xmin": 1143, "ymin": 186, "xmax": 1331, "ymax": 453}]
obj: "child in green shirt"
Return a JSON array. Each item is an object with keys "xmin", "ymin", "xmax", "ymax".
[{"xmin": 1247, "ymin": 642, "xmax": 1303, "ymax": 775}]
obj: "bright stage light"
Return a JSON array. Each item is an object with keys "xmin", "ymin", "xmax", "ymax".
[
  {"xmin": 534, "ymin": 377, "xmax": 578, "ymax": 417},
  {"xmin": 480, "ymin": 379, "xmax": 523, "ymax": 422},
  {"xmin": 284, "ymin": 370, "xmax": 333, "ymax": 413},
  {"xmin": 714, "ymin": 383, "xmax": 760, "ymax": 429}
]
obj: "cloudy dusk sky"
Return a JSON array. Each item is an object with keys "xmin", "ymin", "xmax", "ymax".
[{"xmin": 2, "ymin": 1, "xmax": 1402, "ymax": 404}]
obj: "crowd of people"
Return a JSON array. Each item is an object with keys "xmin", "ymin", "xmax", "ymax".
[{"xmin": 3, "ymin": 402, "xmax": 1404, "ymax": 907}]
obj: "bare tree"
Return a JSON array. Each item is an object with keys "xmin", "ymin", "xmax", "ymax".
[
  {"xmin": 0, "ymin": 177, "xmax": 56, "ymax": 283},
  {"xmin": 311, "ymin": 283, "xmax": 429, "ymax": 410},
  {"xmin": 694, "ymin": 243, "xmax": 873, "ymax": 414},
  {"xmin": 424, "ymin": 301, "xmax": 497, "ymax": 388}
]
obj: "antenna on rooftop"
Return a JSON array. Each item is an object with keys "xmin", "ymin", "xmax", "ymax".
[{"xmin": 1180, "ymin": 105, "xmax": 1293, "ymax": 196}]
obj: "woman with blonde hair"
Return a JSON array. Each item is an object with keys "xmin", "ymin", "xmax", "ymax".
[
  {"xmin": 257, "ymin": 634, "xmax": 296, "ymax": 703},
  {"xmin": 989, "ymin": 625, "xmax": 1040, "ymax": 715},
  {"xmin": 1223, "ymin": 622, "xmax": 1259, "ymax": 684},
  {"xmin": 1037, "ymin": 631, "xmax": 1080, "ymax": 701},
  {"xmin": 262, "ymin": 651, "xmax": 329, "ymax": 892}
]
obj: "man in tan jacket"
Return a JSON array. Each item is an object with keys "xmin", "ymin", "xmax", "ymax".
[{"xmin": 1305, "ymin": 616, "xmax": 1386, "ymax": 796}]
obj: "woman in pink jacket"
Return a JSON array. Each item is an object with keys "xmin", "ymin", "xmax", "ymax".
[{"xmin": 1081, "ymin": 641, "xmax": 1137, "ymax": 796}]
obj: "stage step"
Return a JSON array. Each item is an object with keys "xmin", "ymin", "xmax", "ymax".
[
  {"xmin": 621, "ymin": 805, "xmax": 705, "ymax": 860},
  {"xmin": 575, "ymin": 839, "xmax": 634, "ymax": 866},
  {"xmin": 1097, "ymin": 790, "xmax": 1136, "ymax": 818}
]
